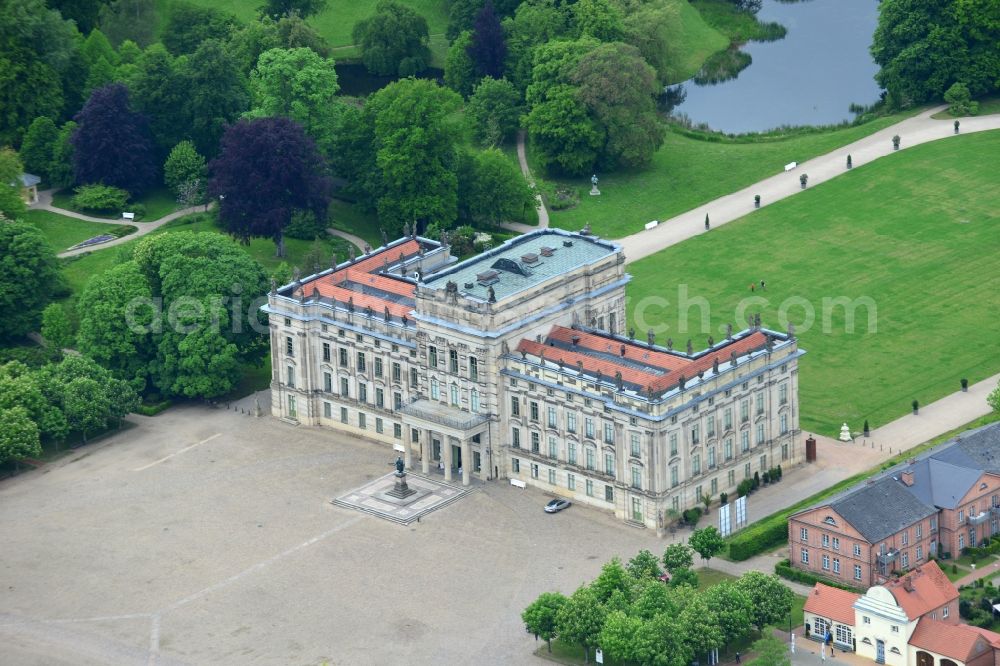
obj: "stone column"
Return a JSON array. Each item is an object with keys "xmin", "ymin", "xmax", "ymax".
[
  {"xmin": 443, "ymin": 437, "xmax": 453, "ymax": 481},
  {"xmin": 462, "ymin": 439, "xmax": 472, "ymax": 487},
  {"xmin": 404, "ymin": 434, "xmax": 412, "ymax": 470},
  {"xmin": 421, "ymin": 429, "xmax": 430, "ymax": 475}
]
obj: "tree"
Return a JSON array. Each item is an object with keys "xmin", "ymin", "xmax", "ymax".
[
  {"xmin": 0, "ymin": 362, "xmax": 68, "ymax": 441},
  {"xmin": 353, "ymin": 0, "xmax": 432, "ymax": 77},
  {"xmin": 522, "ymin": 591, "xmax": 567, "ymax": 652},
  {"xmin": 365, "ymin": 78, "xmax": 463, "ymax": 234},
  {"xmin": 0, "ymin": 407, "xmax": 42, "ymax": 466},
  {"xmin": 210, "ymin": 117, "xmax": 331, "ymax": 256},
  {"xmin": 444, "ymin": 31, "xmax": 479, "ymax": 98},
  {"xmin": 526, "ymin": 83, "xmax": 603, "ymax": 174},
  {"xmin": 676, "ymin": 587, "xmax": 724, "ymax": 661},
  {"xmin": 748, "ymin": 635, "xmax": 791, "ymax": 666},
  {"xmin": 662, "ymin": 543, "xmax": 694, "ymax": 573},
  {"xmin": 163, "ymin": 141, "xmax": 206, "ymax": 201},
  {"xmin": 626, "ymin": 549, "xmax": 663, "ymax": 580},
  {"xmin": 62, "ymin": 376, "xmax": 110, "ymax": 441},
  {"xmin": 556, "ymin": 585, "xmax": 607, "ymax": 663},
  {"xmin": 82, "ymin": 28, "xmax": 118, "ymax": 68},
  {"xmin": 41, "ymin": 304, "xmax": 73, "ymax": 350},
  {"xmin": 180, "ymin": 39, "xmax": 250, "ymax": 157},
  {"xmin": 466, "ymin": 77, "xmax": 522, "ymax": 146},
  {"xmin": 988, "ymin": 381, "xmax": 1000, "ymax": 413},
  {"xmin": 734, "ymin": 571, "xmax": 793, "ymax": 634},
  {"xmin": 49, "ymin": 0, "xmax": 107, "ymax": 33},
  {"xmin": 468, "ymin": 0, "xmax": 506, "ymax": 79},
  {"xmin": 631, "ymin": 577, "xmax": 677, "ymax": 619},
  {"xmin": 49, "ymin": 121, "xmax": 78, "ymax": 189},
  {"xmin": 689, "ymin": 526, "xmax": 726, "ymax": 564},
  {"xmin": 503, "ymin": 0, "xmax": 575, "ymax": 95},
  {"xmin": 669, "ymin": 567, "xmax": 700, "ymax": 589},
  {"xmin": 460, "ymin": 148, "xmax": 535, "ymax": 226},
  {"xmin": 598, "ymin": 610, "xmax": 646, "ymax": 665},
  {"xmin": 623, "ymin": 0, "xmax": 677, "ymax": 84},
  {"xmin": 162, "ymin": 1, "xmax": 238, "ymax": 55},
  {"xmin": 570, "ymin": 41, "xmax": 664, "ymax": 169},
  {"xmin": 72, "ymin": 83, "xmax": 156, "ymax": 194},
  {"xmin": 0, "ymin": 221, "xmax": 61, "ymax": 341},
  {"xmin": 248, "ymin": 47, "xmax": 342, "ymax": 154},
  {"xmin": 259, "ymin": 0, "xmax": 328, "ymax": 19},
  {"xmin": 20, "ymin": 117, "xmax": 60, "ymax": 181},
  {"xmin": 76, "ymin": 261, "xmax": 155, "ymax": 392},
  {"xmin": 83, "ymin": 55, "xmax": 119, "ymax": 98},
  {"xmin": 702, "ymin": 581, "xmax": 753, "ymax": 649},
  {"xmin": 0, "ymin": 148, "xmax": 27, "ymax": 221},
  {"xmin": 574, "ymin": 0, "xmax": 625, "ymax": 42},
  {"xmin": 98, "ymin": 0, "xmax": 157, "ymax": 47}
]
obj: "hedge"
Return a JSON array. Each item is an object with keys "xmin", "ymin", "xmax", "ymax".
[
  {"xmin": 136, "ymin": 399, "xmax": 172, "ymax": 416},
  {"xmin": 729, "ymin": 516, "xmax": 791, "ymax": 561},
  {"xmin": 774, "ymin": 559, "xmax": 861, "ymax": 592}
]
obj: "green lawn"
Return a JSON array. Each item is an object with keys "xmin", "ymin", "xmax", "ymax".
[
  {"xmin": 540, "ymin": 108, "xmax": 925, "ymax": 239},
  {"xmin": 691, "ymin": 0, "xmax": 786, "ymax": 43},
  {"xmin": 51, "ymin": 185, "xmax": 180, "ymax": 221},
  {"xmin": 23, "ymin": 210, "xmax": 136, "ymax": 252},
  {"xmin": 661, "ymin": 0, "xmax": 730, "ymax": 84},
  {"xmin": 626, "ymin": 131, "xmax": 1000, "ymax": 436}
]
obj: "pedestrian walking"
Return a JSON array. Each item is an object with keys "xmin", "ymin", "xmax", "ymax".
[
  {"xmin": 735, "ymin": 651, "xmax": 741, "ymax": 663},
  {"xmin": 749, "ymin": 283, "xmax": 755, "ymax": 292},
  {"xmin": 760, "ymin": 279, "xmax": 766, "ymax": 291}
]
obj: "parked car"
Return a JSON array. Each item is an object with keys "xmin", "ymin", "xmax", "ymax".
[{"xmin": 544, "ymin": 498, "xmax": 571, "ymax": 513}]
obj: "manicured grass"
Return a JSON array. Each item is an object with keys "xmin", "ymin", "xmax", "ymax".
[
  {"xmin": 540, "ymin": 108, "xmax": 924, "ymax": 239},
  {"xmin": 662, "ymin": 0, "xmax": 730, "ymax": 84},
  {"xmin": 328, "ymin": 198, "xmax": 382, "ymax": 248},
  {"xmin": 50, "ymin": 186, "xmax": 180, "ymax": 221},
  {"xmin": 626, "ymin": 131, "xmax": 1000, "ymax": 435},
  {"xmin": 697, "ymin": 567, "xmax": 736, "ymax": 590},
  {"xmin": 23, "ymin": 210, "xmax": 136, "ymax": 251}
]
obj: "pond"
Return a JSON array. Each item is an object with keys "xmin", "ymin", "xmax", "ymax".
[{"xmin": 668, "ymin": 0, "xmax": 882, "ymax": 134}]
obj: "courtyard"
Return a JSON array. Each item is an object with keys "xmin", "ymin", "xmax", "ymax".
[{"xmin": 0, "ymin": 402, "xmax": 665, "ymax": 665}]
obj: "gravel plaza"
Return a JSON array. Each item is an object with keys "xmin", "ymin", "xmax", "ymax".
[{"xmin": 0, "ymin": 400, "xmax": 665, "ymax": 665}]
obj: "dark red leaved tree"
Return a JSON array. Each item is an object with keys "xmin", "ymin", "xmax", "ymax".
[
  {"xmin": 467, "ymin": 0, "xmax": 506, "ymax": 79},
  {"xmin": 72, "ymin": 84, "xmax": 157, "ymax": 195},
  {"xmin": 209, "ymin": 117, "xmax": 331, "ymax": 257}
]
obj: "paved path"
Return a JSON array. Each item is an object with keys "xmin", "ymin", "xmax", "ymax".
[
  {"xmin": 503, "ymin": 130, "xmax": 549, "ymax": 234},
  {"xmin": 617, "ymin": 106, "xmax": 1000, "ymax": 263},
  {"xmin": 30, "ymin": 190, "xmax": 211, "ymax": 258},
  {"xmin": 326, "ymin": 227, "xmax": 366, "ymax": 251}
]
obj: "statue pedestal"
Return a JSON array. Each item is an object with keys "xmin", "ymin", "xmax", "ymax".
[
  {"xmin": 386, "ymin": 471, "xmax": 416, "ymax": 500},
  {"xmin": 590, "ymin": 186, "xmax": 601, "ymax": 196}
]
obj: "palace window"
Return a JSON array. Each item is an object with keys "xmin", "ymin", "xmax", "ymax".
[
  {"xmin": 548, "ymin": 407, "xmax": 557, "ymax": 428},
  {"xmin": 356, "ymin": 352, "xmax": 366, "ymax": 373},
  {"xmin": 511, "ymin": 396, "xmax": 520, "ymax": 417},
  {"xmin": 631, "ymin": 466, "xmax": 641, "ymax": 489},
  {"xmin": 322, "ymin": 343, "xmax": 330, "ymax": 362},
  {"xmin": 285, "ymin": 336, "xmax": 293, "ymax": 356},
  {"xmin": 469, "ymin": 357, "xmax": 478, "ymax": 382},
  {"xmin": 630, "ymin": 433, "xmax": 641, "ymax": 458},
  {"xmin": 429, "ymin": 346, "xmax": 438, "ymax": 366},
  {"xmin": 374, "ymin": 358, "xmax": 383, "ymax": 378},
  {"xmin": 449, "ymin": 349, "xmax": 458, "ymax": 374}
]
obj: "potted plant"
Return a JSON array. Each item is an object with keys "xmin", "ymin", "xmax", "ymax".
[
  {"xmin": 893, "ymin": 135, "xmax": 901, "ymax": 150},
  {"xmin": 912, "ymin": 399, "xmax": 919, "ymax": 415},
  {"xmin": 704, "ymin": 213, "xmax": 710, "ymax": 230},
  {"xmin": 720, "ymin": 491, "xmax": 729, "ymax": 506},
  {"xmin": 701, "ymin": 492, "xmax": 712, "ymax": 515},
  {"xmin": 800, "ymin": 173, "xmax": 808, "ymax": 189},
  {"xmin": 961, "ymin": 378, "xmax": 968, "ymax": 392},
  {"xmin": 762, "ymin": 470, "xmax": 771, "ymax": 484},
  {"xmin": 754, "ymin": 194, "xmax": 761, "ymax": 209},
  {"xmin": 846, "ymin": 154, "xmax": 852, "ymax": 169},
  {"xmin": 863, "ymin": 419, "xmax": 870, "ymax": 437}
]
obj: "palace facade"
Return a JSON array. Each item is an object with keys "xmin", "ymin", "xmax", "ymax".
[{"xmin": 264, "ymin": 228, "xmax": 805, "ymax": 529}]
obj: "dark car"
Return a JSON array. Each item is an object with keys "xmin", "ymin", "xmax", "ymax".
[{"xmin": 544, "ymin": 498, "xmax": 571, "ymax": 513}]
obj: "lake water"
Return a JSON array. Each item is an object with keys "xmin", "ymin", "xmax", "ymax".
[{"xmin": 669, "ymin": 0, "xmax": 883, "ymax": 134}]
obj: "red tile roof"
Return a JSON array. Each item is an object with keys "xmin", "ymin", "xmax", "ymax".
[
  {"xmin": 909, "ymin": 617, "xmax": 1000, "ymax": 661},
  {"xmin": 885, "ymin": 560, "xmax": 958, "ymax": 620},
  {"xmin": 803, "ymin": 583, "xmax": 860, "ymax": 626},
  {"xmin": 291, "ymin": 241, "xmax": 421, "ymax": 318},
  {"xmin": 516, "ymin": 326, "xmax": 774, "ymax": 393}
]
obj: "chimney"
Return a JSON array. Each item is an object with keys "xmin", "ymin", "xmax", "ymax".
[
  {"xmin": 903, "ymin": 576, "xmax": 914, "ymax": 592},
  {"xmin": 901, "ymin": 471, "xmax": 914, "ymax": 487}
]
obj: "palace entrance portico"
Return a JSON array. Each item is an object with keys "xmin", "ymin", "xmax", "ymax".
[{"xmin": 399, "ymin": 399, "xmax": 491, "ymax": 486}]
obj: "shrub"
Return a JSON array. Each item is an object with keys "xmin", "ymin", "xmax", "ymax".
[
  {"xmin": 752, "ymin": 471, "xmax": 760, "ymax": 489},
  {"xmin": 285, "ymin": 210, "xmax": 327, "ymax": 240},
  {"xmin": 71, "ymin": 184, "xmax": 129, "ymax": 212},
  {"xmin": 720, "ymin": 491, "xmax": 729, "ymax": 505},
  {"xmin": 775, "ymin": 559, "xmax": 861, "ymax": 592},
  {"xmin": 952, "ymin": 563, "xmax": 959, "ymax": 574},
  {"xmin": 728, "ymin": 518, "xmax": 788, "ymax": 561},
  {"xmin": 136, "ymin": 399, "xmax": 172, "ymax": 416},
  {"xmin": 683, "ymin": 507, "xmax": 702, "ymax": 526},
  {"xmin": 762, "ymin": 471, "xmax": 771, "ymax": 484},
  {"xmin": 944, "ymin": 82, "xmax": 979, "ymax": 117},
  {"xmin": 127, "ymin": 203, "xmax": 146, "ymax": 220},
  {"xmin": 737, "ymin": 479, "xmax": 753, "ymax": 497},
  {"xmin": 912, "ymin": 399, "xmax": 919, "ymax": 413}
]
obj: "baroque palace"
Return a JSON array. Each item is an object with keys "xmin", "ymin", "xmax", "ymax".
[{"xmin": 264, "ymin": 228, "xmax": 804, "ymax": 529}]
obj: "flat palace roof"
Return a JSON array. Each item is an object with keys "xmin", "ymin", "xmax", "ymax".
[{"xmin": 423, "ymin": 231, "xmax": 617, "ymax": 302}]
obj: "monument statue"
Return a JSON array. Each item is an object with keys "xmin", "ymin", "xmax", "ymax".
[
  {"xmin": 395, "ymin": 456, "xmax": 405, "ymax": 475},
  {"xmin": 387, "ymin": 455, "xmax": 415, "ymax": 499},
  {"xmin": 590, "ymin": 174, "xmax": 600, "ymax": 196}
]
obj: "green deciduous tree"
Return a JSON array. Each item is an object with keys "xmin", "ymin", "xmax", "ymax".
[
  {"xmin": 734, "ymin": 571, "xmax": 793, "ymax": 634},
  {"xmin": 353, "ymin": 0, "xmax": 432, "ymax": 77},
  {"xmin": 82, "ymin": 28, "xmax": 118, "ymax": 68},
  {"xmin": 98, "ymin": 0, "xmax": 157, "ymax": 47},
  {"xmin": 522, "ymin": 591, "xmax": 567, "ymax": 652},
  {"xmin": 675, "ymin": 585, "xmax": 724, "ymax": 660},
  {"xmin": 748, "ymin": 635, "xmax": 791, "ymax": 666},
  {"xmin": 0, "ymin": 148, "xmax": 27, "ymax": 220},
  {"xmin": 259, "ymin": 0, "xmax": 328, "ymax": 19},
  {"xmin": 466, "ymin": 76, "xmax": 522, "ymax": 146},
  {"xmin": 591, "ymin": 557, "xmax": 633, "ymax": 604},
  {"xmin": 49, "ymin": 121, "xmax": 78, "ymax": 189},
  {"xmin": 0, "ymin": 362, "xmax": 68, "ymax": 441},
  {"xmin": 573, "ymin": 0, "xmax": 625, "ymax": 42},
  {"xmin": 556, "ymin": 585, "xmax": 607, "ymax": 663},
  {"xmin": 0, "ymin": 407, "xmax": 42, "ymax": 465},
  {"xmin": 445, "ymin": 31, "xmax": 479, "ymax": 98},
  {"xmin": 41, "ymin": 303, "xmax": 73, "ymax": 350},
  {"xmin": 626, "ymin": 549, "xmax": 663, "ymax": 580},
  {"xmin": 130, "ymin": 45, "xmax": 187, "ymax": 155},
  {"xmin": 662, "ymin": 543, "xmax": 694, "ymax": 573},
  {"xmin": 688, "ymin": 526, "xmax": 726, "ymax": 564},
  {"xmin": 49, "ymin": 0, "xmax": 107, "ymax": 33},
  {"xmin": 701, "ymin": 581, "xmax": 753, "ymax": 649},
  {"xmin": 163, "ymin": 141, "xmax": 206, "ymax": 201},
  {"xmin": 62, "ymin": 376, "xmax": 110, "ymax": 441},
  {"xmin": 526, "ymin": 83, "xmax": 603, "ymax": 174},
  {"xmin": 460, "ymin": 148, "xmax": 534, "ymax": 226},
  {"xmin": 228, "ymin": 14, "xmax": 331, "ymax": 76},
  {"xmin": 0, "ymin": 221, "xmax": 61, "ymax": 341},
  {"xmin": 20, "ymin": 117, "xmax": 60, "ymax": 181},
  {"xmin": 180, "ymin": 39, "xmax": 250, "ymax": 157},
  {"xmin": 502, "ymin": 0, "xmax": 575, "ymax": 95},
  {"xmin": 248, "ymin": 47, "xmax": 341, "ymax": 154},
  {"xmin": 162, "ymin": 1, "xmax": 238, "ymax": 55},
  {"xmin": 669, "ymin": 567, "xmax": 700, "ymax": 589}
]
